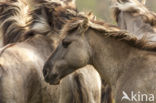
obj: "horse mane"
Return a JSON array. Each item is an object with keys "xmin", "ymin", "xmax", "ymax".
[
  {"xmin": 112, "ymin": 0, "xmax": 156, "ymax": 27},
  {"xmin": 0, "ymin": 1, "xmax": 30, "ymax": 45},
  {"xmin": 0, "ymin": 0, "xmax": 78, "ymax": 45},
  {"xmin": 28, "ymin": 1, "xmax": 78, "ymax": 34},
  {"xmin": 62, "ymin": 14, "xmax": 156, "ymax": 51}
]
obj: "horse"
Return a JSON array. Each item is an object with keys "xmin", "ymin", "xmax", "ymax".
[
  {"xmin": 0, "ymin": 1, "xmax": 103, "ymax": 103},
  {"xmin": 43, "ymin": 16, "xmax": 156, "ymax": 103},
  {"xmin": 113, "ymin": 0, "xmax": 156, "ymax": 46}
]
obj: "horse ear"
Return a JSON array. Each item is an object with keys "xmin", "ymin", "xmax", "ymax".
[
  {"xmin": 79, "ymin": 18, "xmax": 89, "ymax": 35},
  {"xmin": 141, "ymin": 0, "xmax": 146, "ymax": 5},
  {"xmin": 61, "ymin": 0, "xmax": 76, "ymax": 9}
]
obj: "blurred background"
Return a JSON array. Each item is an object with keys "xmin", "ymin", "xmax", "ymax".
[{"xmin": 76, "ymin": 0, "xmax": 156, "ymax": 24}]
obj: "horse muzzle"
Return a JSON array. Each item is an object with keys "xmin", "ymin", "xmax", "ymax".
[{"xmin": 44, "ymin": 72, "xmax": 61, "ymax": 85}]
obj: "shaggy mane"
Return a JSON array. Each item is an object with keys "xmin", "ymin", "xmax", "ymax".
[
  {"xmin": 0, "ymin": 0, "xmax": 78, "ymax": 44},
  {"xmin": 112, "ymin": 0, "xmax": 156, "ymax": 27},
  {"xmin": 62, "ymin": 14, "xmax": 156, "ymax": 51},
  {"xmin": 27, "ymin": 0, "xmax": 78, "ymax": 35},
  {"xmin": 0, "ymin": 1, "xmax": 30, "ymax": 45}
]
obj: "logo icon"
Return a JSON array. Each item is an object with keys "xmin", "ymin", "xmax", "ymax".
[{"xmin": 121, "ymin": 91, "xmax": 131, "ymax": 101}]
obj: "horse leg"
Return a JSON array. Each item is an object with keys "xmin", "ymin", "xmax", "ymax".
[{"xmin": 63, "ymin": 66, "xmax": 102, "ymax": 103}]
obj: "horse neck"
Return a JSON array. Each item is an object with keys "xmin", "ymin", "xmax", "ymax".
[
  {"xmin": 86, "ymin": 29, "xmax": 139, "ymax": 87},
  {"xmin": 118, "ymin": 12, "xmax": 156, "ymax": 40},
  {"xmin": 118, "ymin": 12, "xmax": 144, "ymax": 35},
  {"xmin": 24, "ymin": 35, "xmax": 55, "ymax": 61}
]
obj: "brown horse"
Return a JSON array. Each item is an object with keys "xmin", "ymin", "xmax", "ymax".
[
  {"xmin": 113, "ymin": 0, "xmax": 156, "ymax": 46},
  {"xmin": 16, "ymin": 1, "xmax": 113, "ymax": 103},
  {"xmin": 0, "ymin": 1, "xmax": 102, "ymax": 103},
  {"xmin": 43, "ymin": 16, "xmax": 156, "ymax": 103}
]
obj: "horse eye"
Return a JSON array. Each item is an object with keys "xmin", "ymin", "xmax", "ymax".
[{"xmin": 62, "ymin": 40, "xmax": 71, "ymax": 48}]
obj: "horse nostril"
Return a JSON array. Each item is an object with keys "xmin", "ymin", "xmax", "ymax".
[{"xmin": 52, "ymin": 73, "xmax": 58, "ymax": 79}]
